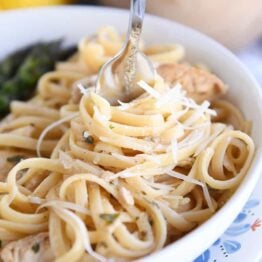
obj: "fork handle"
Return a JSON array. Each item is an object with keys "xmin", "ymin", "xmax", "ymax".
[
  {"xmin": 131, "ymin": 0, "xmax": 146, "ymax": 29},
  {"xmin": 123, "ymin": 0, "xmax": 147, "ymax": 92}
]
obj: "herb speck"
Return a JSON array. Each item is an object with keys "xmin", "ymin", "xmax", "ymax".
[
  {"xmin": 7, "ymin": 155, "xmax": 25, "ymax": 164},
  {"xmin": 31, "ymin": 242, "xmax": 40, "ymax": 253},
  {"xmin": 99, "ymin": 213, "xmax": 119, "ymax": 224}
]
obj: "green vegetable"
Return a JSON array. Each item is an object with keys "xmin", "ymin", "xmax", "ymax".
[
  {"xmin": 59, "ymin": 45, "xmax": 77, "ymax": 61},
  {"xmin": 6, "ymin": 155, "xmax": 25, "ymax": 164},
  {"xmin": 99, "ymin": 213, "xmax": 120, "ymax": 224},
  {"xmin": 0, "ymin": 45, "xmax": 33, "ymax": 86},
  {"xmin": 0, "ymin": 41, "xmax": 77, "ymax": 116},
  {"xmin": 31, "ymin": 242, "xmax": 40, "ymax": 253}
]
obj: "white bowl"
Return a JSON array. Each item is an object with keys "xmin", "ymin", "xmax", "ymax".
[{"xmin": 1, "ymin": 6, "xmax": 262, "ymax": 262}]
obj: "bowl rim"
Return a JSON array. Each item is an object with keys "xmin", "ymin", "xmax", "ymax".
[{"xmin": 1, "ymin": 5, "xmax": 262, "ymax": 261}]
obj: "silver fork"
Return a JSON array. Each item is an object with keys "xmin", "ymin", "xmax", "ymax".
[{"xmin": 95, "ymin": 0, "xmax": 154, "ymax": 105}]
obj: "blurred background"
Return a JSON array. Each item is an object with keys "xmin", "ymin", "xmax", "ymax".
[{"xmin": 0, "ymin": 0, "xmax": 261, "ymax": 84}]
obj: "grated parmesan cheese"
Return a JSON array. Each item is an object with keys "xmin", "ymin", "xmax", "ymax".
[
  {"xmin": 59, "ymin": 150, "xmax": 74, "ymax": 169},
  {"xmin": 119, "ymin": 186, "xmax": 134, "ymax": 205},
  {"xmin": 156, "ymin": 83, "xmax": 183, "ymax": 108},
  {"xmin": 137, "ymin": 80, "xmax": 161, "ymax": 99},
  {"xmin": 36, "ymin": 112, "xmax": 78, "ymax": 157},
  {"xmin": 166, "ymin": 170, "xmax": 214, "ymax": 212},
  {"xmin": 77, "ymin": 83, "xmax": 90, "ymax": 97}
]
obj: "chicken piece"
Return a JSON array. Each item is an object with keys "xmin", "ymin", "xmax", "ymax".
[
  {"xmin": 157, "ymin": 63, "xmax": 227, "ymax": 103},
  {"xmin": 0, "ymin": 233, "xmax": 54, "ymax": 262}
]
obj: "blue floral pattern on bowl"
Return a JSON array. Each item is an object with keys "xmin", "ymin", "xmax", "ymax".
[{"xmin": 194, "ymin": 199, "xmax": 261, "ymax": 262}]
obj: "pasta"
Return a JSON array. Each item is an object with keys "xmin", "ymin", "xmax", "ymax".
[{"xmin": 0, "ymin": 26, "xmax": 254, "ymax": 261}]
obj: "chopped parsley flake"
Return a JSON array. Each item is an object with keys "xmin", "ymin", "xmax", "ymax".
[
  {"xmin": 6, "ymin": 155, "xmax": 25, "ymax": 164},
  {"xmin": 31, "ymin": 242, "xmax": 40, "ymax": 253},
  {"xmin": 99, "ymin": 213, "xmax": 120, "ymax": 224}
]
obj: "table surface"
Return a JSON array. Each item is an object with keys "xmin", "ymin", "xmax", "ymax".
[{"xmin": 194, "ymin": 176, "xmax": 262, "ymax": 262}]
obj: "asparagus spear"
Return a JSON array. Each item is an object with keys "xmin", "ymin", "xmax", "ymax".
[
  {"xmin": 0, "ymin": 45, "xmax": 33, "ymax": 86},
  {"xmin": 0, "ymin": 40, "xmax": 77, "ymax": 116}
]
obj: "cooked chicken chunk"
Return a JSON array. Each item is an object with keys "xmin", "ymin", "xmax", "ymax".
[
  {"xmin": 157, "ymin": 63, "xmax": 227, "ymax": 103},
  {"xmin": 0, "ymin": 233, "xmax": 54, "ymax": 262}
]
